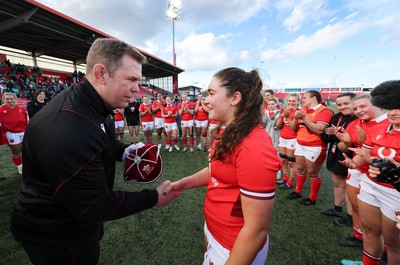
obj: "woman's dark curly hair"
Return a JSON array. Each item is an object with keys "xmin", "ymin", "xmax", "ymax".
[{"xmin": 210, "ymin": 67, "xmax": 263, "ymax": 162}]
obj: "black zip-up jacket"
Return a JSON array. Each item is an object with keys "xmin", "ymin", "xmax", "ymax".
[{"xmin": 11, "ymin": 79, "xmax": 158, "ymax": 245}]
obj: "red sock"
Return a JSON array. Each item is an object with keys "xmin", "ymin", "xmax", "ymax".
[
  {"xmin": 309, "ymin": 176, "xmax": 322, "ymax": 201},
  {"xmin": 190, "ymin": 137, "xmax": 194, "ymax": 147},
  {"xmin": 174, "ymin": 138, "xmax": 178, "ymax": 145},
  {"xmin": 282, "ymin": 174, "xmax": 289, "ymax": 182},
  {"xmin": 167, "ymin": 139, "xmax": 172, "ymax": 146},
  {"xmin": 295, "ymin": 173, "xmax": 307, "ymax": 193},
  {"xmin": 12, "ymin": 155, "xmax": 22, "ymax": 166},
  {"xmin": 287, "ymin": 179, "xmax": 294, "ymax": 186},
  {"xmin": 362, "ymin": 251, "xmax": 380, "ymax": 265},
  {"xmin": 353, "ymin": 227, "xmax": 363, "ymax": 240},
  {"xmin": 183, "ymin": 137, "xmax": 187, "ymax": 147}
]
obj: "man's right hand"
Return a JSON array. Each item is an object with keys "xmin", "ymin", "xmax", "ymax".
[{"xmin": 156, "ymin": 180, "xmax": 181, "ymax": 207}]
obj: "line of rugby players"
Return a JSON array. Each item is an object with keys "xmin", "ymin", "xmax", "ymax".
[{"xmin": 262, "ymin": 83, "xmax": 400, "ymax": 265}]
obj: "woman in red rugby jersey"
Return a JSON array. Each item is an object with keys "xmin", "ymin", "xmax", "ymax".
[
  {"xmin": 165, "ymin": 67, "xmax": 281, "ymax": 265},
  {"xmin": 0, "ymin": 92, "xmax": 29, "ymax": 174},
  {"xmin": 162, "ymin": 96, "xmax": 180, "ymax": 152},
  {"xmin": 335, "ymin": 94, "xmax": 388, "ymax": 248},
  {"xmin": 139, "ymin": 96, "xmax": 154, "ymax": 143},
  {"xmin": 287, "ymin": 90, "xmax": 333, "ymax": 205},
  {"xmin": 113, "ymin": 107, "xmax": 125, "ymax": 143},
  {"xmin": 340, "ymin": 81, "xmax": 400, "ymax": 265},
  {"xmin": 194, "ymin": 94, "xmax": 209, "ymax": 151},
  {"xmin": 178, "ymin": 93, "xmax": 195, "ymax": 152},
  {"xmin": 275, "ymin": 93, "xmax": 301, "ymax": 190}
]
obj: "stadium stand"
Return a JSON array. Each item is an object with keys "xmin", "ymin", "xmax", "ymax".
[
  {"xmin": 0, "ymin": 61, "xmax": 158, "ymax": 107},
  {"xmin": 0, "ymin": 0, "xmax": 184, "ymax": 101}
]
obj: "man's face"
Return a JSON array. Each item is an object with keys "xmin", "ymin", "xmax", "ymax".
[
  {"xmin": 336, "ymin": 96, "xmax": 353, "ymax": 116},
  {"xmin": 103, "ymin": 54, "xmax": 142, "ymax": 109}
]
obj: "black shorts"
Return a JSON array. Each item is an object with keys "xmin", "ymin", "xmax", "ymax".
[
  {"xmin": 126, "ymin": 116, "xmax": 140, "ymax": 126},
  {"xmin": 326, "ymin": 143, "xmax": 350, "ymax": 178}
]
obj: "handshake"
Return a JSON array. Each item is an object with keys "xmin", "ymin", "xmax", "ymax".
[{"xmin": 370, "ymin": 159, "xmax": 400, "ymax": 191}]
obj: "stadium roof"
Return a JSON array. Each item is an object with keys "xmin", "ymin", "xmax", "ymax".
[{"xmin": 0, "ymin": 0, "xmax": 184, "ymax": 79}]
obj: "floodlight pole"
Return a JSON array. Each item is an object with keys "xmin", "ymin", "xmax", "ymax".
[
  {"xmin": 172, "ymin": 18, "xmax": 176, "ymax": 66},
  {"xmin": 330, "ymin": 75, "xmax": 339, "ymax": 101},
  {"xmin": 167, "ymin": 0, "xmax": 180, "ymax": 94}
]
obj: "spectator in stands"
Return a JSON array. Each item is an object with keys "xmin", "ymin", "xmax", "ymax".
[
  {"xmin": 26, "ymin": 89, "xmax": 47, "ymax": 118},
  {"xmin": 320, "ymin": 93, "xmax": 357, "ymax": 222},
  {"xmin": 165, "ymin": 67, "xmax": 282, "ymax": 265},
  {"xmin": 287, "ymin": 90, "xmax": 333, "ymax": 205},
  {"xmin": 0, "ymin": 92, "xmax": 29, "ymax": 174},
  {"xmin": 194, "ymin": 94, "xmax": 209, "ymax": 151},
  {"xmin": 179, "ymin": 92, "xmax": 195, "ymax": 152},
  {"xmin": 139, "ymin": 95, "xmax": 154, "ymax": 143},
  {"xmin": 113, "ymin": 107, "xmax": 125, "ymax": 143},
  {"xmin": 0, "ymin": 77, "xmax": 7, "ymax": 93},
  {"xmin": 10, "ymin": 38, "xmax": 180, "ymax": 265},
  {"xmin": 125, "ymin": 95, "xmax": 141, "ymax": 144}
]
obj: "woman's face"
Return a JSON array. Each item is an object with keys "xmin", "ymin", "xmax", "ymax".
[
  {"xmin": 205, "ymin": 77, "xmax": 236, "ymax": 125},
  {"xmin": 263, "ymin": 92, "xmax": 272, "ymax": 102},
  {"xmin": 387, "ymin": 109, "xmax": 400, "ymax": 128},
  {"xmin": 165, "ymin": 97, "xmax": 172, "ymax": 105},
  {"xmin": 37, "ymin": 92, "xmax": 45, "ymax": 103},
  {"xmin": 268, "ymin": 101, "xmax": 277, "ymax": 111},
  {"xmin": 287, "ymin": 96, "xmax": 299, "ymax": 109},
  {"xmin": 181, "ymin": 94, "xmax": 187, "ymax": 102},
  {"xmin": 352, "ymin": 98, "xmax": 380, "ymax": 121},
  {"xmin": 336, "ymin": 96, "xmax": 353, "ymax": 116},
  {"xmin": 4, "ymin": 94, "xmax": 16, "ymax": 108},
  {"xmin": 301, "ymin": 92, "xmax": 316, "ymax": 108},
  {"xmin": 143, "ymin": 97, "xmax": 149, "ymax": 104}
]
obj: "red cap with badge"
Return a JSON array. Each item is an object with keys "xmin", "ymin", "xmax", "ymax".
[{"xmin": 124, "ymin": 143, "xmax": 163, "ymax": 183}]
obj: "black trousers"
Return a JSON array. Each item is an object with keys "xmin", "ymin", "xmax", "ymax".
[{"xmin": 20, "ymin": 235, "xmax": 100, "ymax": 265}]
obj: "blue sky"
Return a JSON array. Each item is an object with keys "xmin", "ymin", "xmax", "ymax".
[{"xmin": 37, "ymin": 0, "xmax": 400, "ymax": 90}]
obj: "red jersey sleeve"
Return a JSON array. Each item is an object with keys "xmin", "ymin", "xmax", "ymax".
[
  {"xmin": 235, "ymin": 127, "xmax": 281, "ymax": 199},
  {"xmin": 316, "ymin": 108, "xmax": 333, "ymax": 125}
]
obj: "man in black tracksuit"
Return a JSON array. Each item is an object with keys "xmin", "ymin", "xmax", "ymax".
[{"xmin": 10, "ymin": 38, "xmax": 180, "ymax": 265}]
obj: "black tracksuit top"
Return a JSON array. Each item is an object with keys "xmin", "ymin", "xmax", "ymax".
[{"xmin": 11, "ymin": 79, "xmax": 158, "ymax": 245}]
